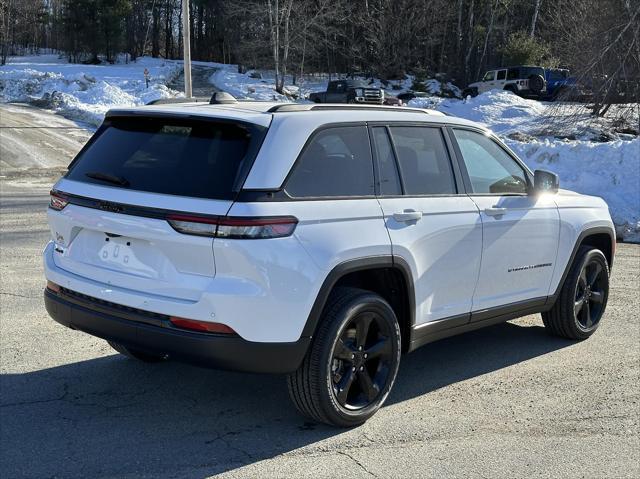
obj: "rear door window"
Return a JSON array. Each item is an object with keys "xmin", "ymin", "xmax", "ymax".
[
  {"xmin": 66, "ymin": 117, "xmax": 265, "ymax": 200},
  {"xmin": 388, "ymin": 127, "xmax": 457, "ymax": 195},
  {"xmin": 285, "ymin": 126, "xmax": 375, "ymax": 198}
]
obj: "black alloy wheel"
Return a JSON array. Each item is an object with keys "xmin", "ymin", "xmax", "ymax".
[
  {"xmin": 330, "ymin": 309, "xmax": 394, "ymax": 410},
  {"xmin": 574, "ymin": 257, "xmax": 607, "ymax": 330},
  {"xmin": 542, "ymin": 247, "xmax": 610, "ymax": 340},
  {"xmin": 287, "ymin": 288, "xmax": 401, "ymax": 427}
]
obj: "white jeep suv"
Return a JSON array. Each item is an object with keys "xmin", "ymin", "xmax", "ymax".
[
  {"xmin": 44, "ymin": 100, "xmax": 615, "ymax": 427},
  {"xmin": 464, "ymin": 66, "xmax": 547, "ymax": 98}
]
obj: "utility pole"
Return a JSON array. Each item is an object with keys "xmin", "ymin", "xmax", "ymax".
[{"xmin": 182, "ymin": 0, "xmax": 192, "ymax": 98}]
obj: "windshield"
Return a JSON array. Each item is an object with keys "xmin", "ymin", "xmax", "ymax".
[
  {"xmin": 66, "ymin": 116, "xmax": 266, "ymax": 200},
  {"xmin": 482, "ymin": 71, "xmax": 495, "ymax": 81}
]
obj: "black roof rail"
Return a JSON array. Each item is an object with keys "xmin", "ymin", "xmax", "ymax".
[
  {"xmin": 146, "ymin": 97, "xmax": 209, "ymax": 105},
  {"xmin": 268, "ymin": 104, "xmax": 442, "ymax": 115}
]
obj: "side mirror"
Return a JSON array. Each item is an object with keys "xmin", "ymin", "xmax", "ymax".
[{"xmin": 533, "ymin": 169, "xmax": 559, "ymax": 194}]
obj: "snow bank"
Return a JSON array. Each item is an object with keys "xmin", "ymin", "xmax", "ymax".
[
  {"xmin": 510, "ymin": 138, "xmax": 639, "ymax": 242},
  {"xmin": 428, "ymin": 90, "xmax": 548, "ymax": 136},
  {"xmin": 0, "ymin": 55, "xmax": 181, "ymax": 126},
  {"xmin": 412, "ymin": 90, "xmax": 639, "ymax": 140}
]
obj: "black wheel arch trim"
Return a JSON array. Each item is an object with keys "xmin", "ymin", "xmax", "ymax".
[
  {"xmin": 300, "ymin": 255, "xmax": 415, "ymax": 338},
  {"xmin": 547, "ymin": 226, "xmax": 615, "ymax": 304}
]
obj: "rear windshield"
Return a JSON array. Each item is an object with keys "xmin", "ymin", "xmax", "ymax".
[{"xmin": 66, "ymin": 116, "xmax": 266, "ymax": 200}]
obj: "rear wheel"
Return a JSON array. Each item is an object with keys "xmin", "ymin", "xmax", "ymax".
[
  {"xmin": 108, "ymin": 341, "xmax": 166, "ymax": 362},
  {"xmin": 542, "ymin": 247, "xmax": 609, "ymax": 340},
  {"xmin": 287, "ymin": 288, "xmax": 401, "ymax": 427}
]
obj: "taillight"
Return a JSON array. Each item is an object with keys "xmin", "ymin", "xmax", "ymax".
[
  {"xmin": 166, "ymin": 214, "xmax": 297, "ymax": 239},
  {"xmin": 46, "ymin": 280, "xmax": 61, "ymax": 293},
  {"xmin": 216, "ymin": 216, "xmax": 297, "ymax": 239},
  {"xmin": 165, "ymin": 214, "xmax": 218, "ymax": 237},
  {"xmin": 49, "ymin": 191, "xmax": 68, "ymax": 211},
  {"xmin": 170, "ymin": 316, "xmax": 236, "ymax": 334}
]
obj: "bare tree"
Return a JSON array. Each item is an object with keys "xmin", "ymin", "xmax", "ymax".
[{"xmin": 530, "ymin": 0, "xmax": 542, "ymax": 37}]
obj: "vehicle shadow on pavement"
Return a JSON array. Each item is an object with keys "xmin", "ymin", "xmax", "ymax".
[
  {"xmin": 388, "ymin": 320, "xmax": 573, "ymax": 405},
  {"xmin": 1, "ymin": 319, "xmax": 573, "ymax": 478}
]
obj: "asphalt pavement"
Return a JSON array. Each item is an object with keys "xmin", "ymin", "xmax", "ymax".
[{"xmin": 0, "ymin": 103, "xmax": 91, "ymax": 173}]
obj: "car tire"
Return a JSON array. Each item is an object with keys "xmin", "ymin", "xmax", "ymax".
[
  {"xmin": 287, "ymin": 287, "xmax": 401, "ymax": 427},
  {"xmin": 108, "ymin": 341, "xmax": 166, "ymax": 362},
  {"xmin": 542, "ymin": 247, "xmax": 610, "ymax": 340},
  {"xmin": 462, "ymin": 88, "xmax": 478, "ymax": 98}
]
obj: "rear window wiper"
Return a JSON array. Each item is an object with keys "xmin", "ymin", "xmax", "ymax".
[{"xmin": 85, "ymin": 171, "xmax": 130, "ymax": 187}]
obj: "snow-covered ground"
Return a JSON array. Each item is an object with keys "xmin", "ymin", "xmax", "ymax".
[
  {"xmin": 0, "ymin": 54, "xmax": 182, "ymax": 126},
  {"xmin": 1, "ymin": 56, "xmax": 638, "ymax": 241}
]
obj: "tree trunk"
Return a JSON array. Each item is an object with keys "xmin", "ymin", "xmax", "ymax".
[
  {"xmin": 267, "ymin": 0, "xmax": 280, "ymax": 93},
  {"xmin": 476, "ymin": 0, "xmax": 497, "ymax": 80},
  {"xmin": 151, "ymin": 2, "xmax": 160, "ymax": 57},
  {"xmin": 277, "ymin": 0, "xmax": 293, "ymax": 94},
  {"xmin": 463, "ymin": 0, "xmax": 476, "ymax": 83},
  {"xmin": 530, "ymin": 0, "xmax": 542, "ymax": 37}
]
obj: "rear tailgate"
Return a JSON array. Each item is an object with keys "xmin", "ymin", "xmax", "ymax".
[
  {"xmin": 49, "ymin": 180, "xmax": 232, "ymax": 302},
  {"xmin": 48, "ymin": 113, "xmax": 268, "ymax": 302}
]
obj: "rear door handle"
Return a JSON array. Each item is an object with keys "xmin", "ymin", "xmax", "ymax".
[
  {"xmin": 393, "ymin": 210, "xmax": 422, "ymax": 222},
  {"xmin": 484, "ymin": 207, "xmax": 507, "ymax": 217}
]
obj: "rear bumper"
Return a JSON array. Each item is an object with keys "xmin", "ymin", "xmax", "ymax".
[{"xmin": 44, "ymin": 288, "xmax": 310, "ymax": 374}]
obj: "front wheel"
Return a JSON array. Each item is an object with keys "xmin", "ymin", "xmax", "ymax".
[
  {"xmin": 287, "ymin": 288, "xmax": 401, "ymax": 427},
  {"xmin": 542, "ymin": 247, "xmax": 610, "ymax": 340}
]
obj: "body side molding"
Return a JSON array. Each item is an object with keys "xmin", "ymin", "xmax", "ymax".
[{"xmin": 408, "ymin": 296, "xmax": 551, "ymax": 352}]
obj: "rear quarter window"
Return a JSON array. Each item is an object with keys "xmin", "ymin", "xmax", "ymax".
[{"xmin": 66, "ymin": 117, "xmax": 266, "ymax": 201}]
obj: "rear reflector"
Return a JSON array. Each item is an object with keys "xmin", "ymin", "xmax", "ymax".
[
  {"xmin": 49, "ymin": 191, "xmax": 68, "ymax": 211},
  {"xmin": 166, "ymin": 214, "xmax": 297, "ymax": 239},
  {"xmin": 46, "ymin": 281, "xmax": 61, "ymax": 293},
  {"xmin": 170, "ymin": 316, "xmax": 236, "ymax": 334}
]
